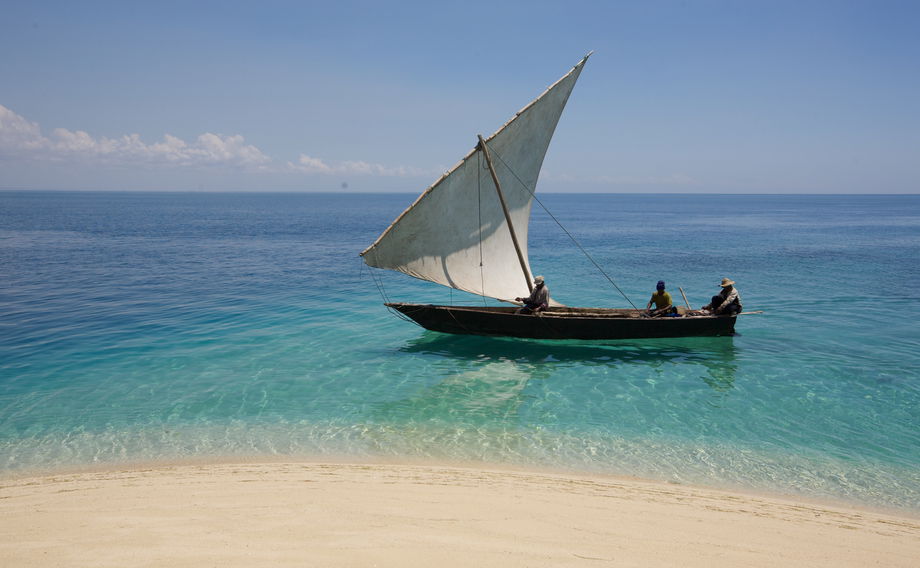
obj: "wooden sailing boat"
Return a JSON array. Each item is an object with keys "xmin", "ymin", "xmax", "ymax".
[{"xmin": 360, "ymin": 54, "xmax": 737, "ymax": 340}]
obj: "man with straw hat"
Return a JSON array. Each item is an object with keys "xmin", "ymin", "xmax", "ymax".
[
  {"xmin": 703, "ymin": 277, "xmax": 743, "ymax": 315},
  {"xmin": 515, "ymin": 275, "xmax": 550, "ymax": 315}
]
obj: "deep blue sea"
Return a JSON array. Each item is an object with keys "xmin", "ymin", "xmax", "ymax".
[{"xmin": 1, "ymin": 191, "xmax": 918, "ymax": 514}]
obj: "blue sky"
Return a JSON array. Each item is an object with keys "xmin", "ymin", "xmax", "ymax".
[{"xmin": 1, "ymin": 0, "xmax": 918, "ymax": 193}]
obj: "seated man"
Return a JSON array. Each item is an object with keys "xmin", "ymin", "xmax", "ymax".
[
  {"xmin": 646, "ymin": 280, "xmax": 676, "ymax": 317},
  {"xmin": 703, "ymin": 277, "xmax": 743, "ymax": 315},
  {"xmin": 515, "ymin": 275, "xmax": 549, "ymax": 315}
]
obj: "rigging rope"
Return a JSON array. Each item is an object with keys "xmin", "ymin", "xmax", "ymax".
[
  {"xmin": 487, "ymin": 144, "xmax": 641, "ymax": 312},
  {"xmin": 364, "ymin": 252, "xmax": 423, "ymax": 327},
  {"xmin": 476, "ymin": 151, "xmax": 488, "ymax": 306}
]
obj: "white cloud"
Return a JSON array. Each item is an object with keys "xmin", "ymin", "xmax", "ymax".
[
  {"xmin": 288, "ymin": 153, "xmax": 439, "ymax": 177},
  {"xmin": 0, "ymin": 104, "xmax": 47, "ymax": 152},
  {"xmin": 0, "ymin": 104, "xmax": 270, "ymax": 169},
  {"xmin": 291, "ymin": 154, "xmax": 333, "ymax": 174},
  {"xmin": 0, "ymin": 103, "xmax": 439, "ymax": 179}
]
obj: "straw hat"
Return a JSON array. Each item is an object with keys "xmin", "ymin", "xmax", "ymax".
[
  {"xmin": 534, "ymin": 275, "xmax": 545, "ymax": 284},
  {"xmin": 720, "ymin": 277, "xmax": 735, "ymax": 287}
]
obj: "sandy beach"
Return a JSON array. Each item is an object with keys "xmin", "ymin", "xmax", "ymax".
[{"xmin": 1, "ymin": 461, "xmax": 917, "ymax": 567}]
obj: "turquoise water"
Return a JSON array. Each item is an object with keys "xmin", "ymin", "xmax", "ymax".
[{"xmin": 1, "ymin": 191, "xmax": 918, "ymax": 513}]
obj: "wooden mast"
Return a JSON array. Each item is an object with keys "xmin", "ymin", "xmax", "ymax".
[{"xmin": 478, "ymin": 135, "xmax": 533, "ymax": 294}]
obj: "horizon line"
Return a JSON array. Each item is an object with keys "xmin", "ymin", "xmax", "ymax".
[{"xmin": 2, "ymin": 188, "xmax": 918, "ymax": 196}]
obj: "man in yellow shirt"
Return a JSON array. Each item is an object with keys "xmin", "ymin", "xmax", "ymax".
[{"xmin": 646, "ymin": 280, "xmax": 675, "ymax": 317}]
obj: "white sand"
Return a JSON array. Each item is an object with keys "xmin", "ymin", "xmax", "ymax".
[{"xmin": 1, "ymin": 461, "xmax": 917, "ymax": 567}]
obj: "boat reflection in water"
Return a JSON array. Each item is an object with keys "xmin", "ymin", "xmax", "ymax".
[
  {"xmin": 357, "ymin": 331, "xmax": 739, "ymax": 467},
  {"xmin": 393, "ymin": 332, "xmax": 738, "ymax": 407}
]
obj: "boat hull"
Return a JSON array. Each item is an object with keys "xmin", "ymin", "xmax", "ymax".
[{"xmin": 386, "ymin": 303, "xmax": 736, "ymax": 340}]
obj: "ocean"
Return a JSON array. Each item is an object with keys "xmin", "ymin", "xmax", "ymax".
[{"xmin": 1, "ymin": 191, "xmax": 918, "ymax": 514}]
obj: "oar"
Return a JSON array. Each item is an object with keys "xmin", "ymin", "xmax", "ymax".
[{"xmin": 678, "ymin": 287, "xmax": 692, "ymax": 309}]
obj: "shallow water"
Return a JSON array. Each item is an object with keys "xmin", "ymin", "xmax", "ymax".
[{"xmin": 1, "ymin": 191, "xmax": 918, "ymax": 513}]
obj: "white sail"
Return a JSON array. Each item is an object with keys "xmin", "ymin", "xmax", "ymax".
[{"xmin": 361, "ymin": 54, "xmax": 589, "ymax": 303}]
